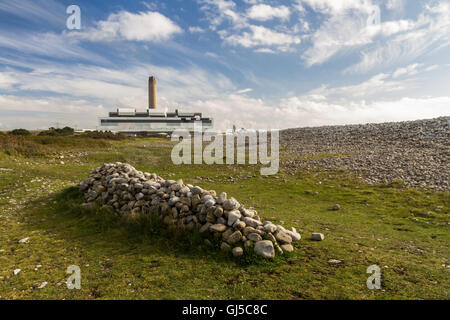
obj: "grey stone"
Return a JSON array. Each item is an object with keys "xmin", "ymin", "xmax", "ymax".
[
  {"xmin": 227, "ymin": 231, "xmax": 243, "ymax": 245},
  {"xmin": 417, "ymin": 211, "xmax": 431, "ymax": 217},
  {"xmin": 243, "ymin": 226, "xmax": 257, "ymax": 236},
  {"xmin": 217, "ymin": 192, "xmax": 227, "ymax": 204},
  {"xmin": 227, "ymin": 210, "xmax": 242, "ymax": 226},
  {"xmin": 135, "ymin": 192, "xmax": 144, "ymax": 201},
  {"xmin": 274, "ymin": 230, "xmax": 292, "ymax": 244},
  {"xmin": 328, "ymin": 259, "xmax": 342, "ymax": 264},
  {"xmin": 232, "ymin": 247, "xmax": 243, "ymax": 257},
  {"xmin": 243, "ymin": 217, "xmax": 263, "ymax": 228},
  {"xmin": 18, "ymin": 237, "xmax": 29, "ymax": 244},
  {"xmin": 210, "ymin": 224, "xmax": 227, "ymax": 232},
  {"xmin": 242, "ymin": 209, "xmax": 257, "ymax": 218},
  {"xmin": 199, "ymin": 222, "xmax": 212, "ymax": 233},
  {"xmin": 233, "ymin": 220, "xmax": 246, "ymax": 230},
  {"xmin": 222, "ymin": 228, "xmax": 233, "ymax": 241},
  {"xmin": 204, "ymin": 199, "xmax": 216, "ymax": 208},
  {"xmin": 264, "ymin": 223, "xmax": 277, "ymax": 233},
  {"xmin": 223, "ymin": 197, "xmax": 240, "ymax": 210},
  {"xmin": 285, "ymin": 230, "xmax": 301, "ymax": 242},
  {"xmin": 311, "ymin": 233, "xmax": 325, "ymax": 241},
  {"xmin": 217, "ymin": 217, "xmax": 226, "ymax": 225},
  {"xmin": 254, "ymin": 240, "xmax": 275, "ymax": 259},
  {"xmin": 168, "ymin": 197, "xmax": 180, "ymax": 206},
  {"xmin": 192, "ymin": 186, "xmax": 203, "ymax": 195},
  {"xmin": 213, "ymin": 206, "xmax": 224, "ymax": 218},
  {"xmin": 247, "ymin": 233, "xmax": 262, "ymax": 242},
  {"xmin": 280, "ymin": 244, "xmax": 294, "ymax": 252}
]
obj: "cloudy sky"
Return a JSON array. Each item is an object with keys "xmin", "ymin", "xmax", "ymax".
[{"xmin": 0, "ymin": 0, "xmax": 449, "ymax": 130}]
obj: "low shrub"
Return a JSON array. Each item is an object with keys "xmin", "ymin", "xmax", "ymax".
[
  {"xmin": 80, "ymin": 131, "xmax": 127, "ymax": 140},
  {"xmin": 9, "ymin": 128, "xmax": 31, "ymax": 136},
  {"xmin": 38, "ymin": 126, "xmax": 74, "ymax": 136}
]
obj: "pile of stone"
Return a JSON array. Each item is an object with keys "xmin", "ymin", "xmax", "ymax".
[
  {"xmin": 281, "ymin": 117, "xmax": 449, "ymax": 191},
  {"xmin": 79, "ymin": 162, "xmax": 301, "ymax": 259}
]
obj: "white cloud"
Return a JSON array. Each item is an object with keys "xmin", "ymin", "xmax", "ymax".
[
  {"xmin": 0, "ymin": 72, "xmax": 18, "ymax": 89},
  {"xmin": 198, "ymin": 0, "xmax": 246, "ymax": 30},
  {"xmin": 1, "ymin": 1, "xmax": 449, "ymax": 131},
  {"xmin": 0, "ymin": 0, "xmax": 65, "ymax": 26},
  {"xmin": 1, "ymin": 60, "xmax": 449, "ymax": 131},
  {"xmin": 311, "ymin": 73, "xmax": 408, "ymax": 98},
  {"xmin": 189, "ymin": 26, "xmax": 205, "ymax": 33},
  {"xmin": 2, "ymin": 88, "xmax": 449, "ymax": 131},
  {"xmin": 385, "ymin": 0, "xmax": 406, "ymax": 11},
  {"xmin": 243, "ymin": 0, "xmax": 264, "ymax": 4},
  {"xmin": 254, "ymin": 48, "xmax": 276, "ymax": 54},
  {"xmin": 302, "ymin": 12, "xmax": 372, "ymax": 66},
  {"xmin": 0, "ymin": 59, "xmax": 237, "ymax": 118},
  {"xmin": 277, "ymin": 95, "xmax": 450, "ymax": 128},
  {"xmin": 236, "ymin": 88, "xmax": 252, "ymax": 94},
  {"xmin": 246, "ymin": 4, "xmax": 291, "ymax": 21},
  {"xmin": 199, "ymin": 0, "xmax": 299, "ymax": 52},
  {"xmin": 196, "ymin": 0, "xmax": 450, "ymax": 74},
  {"xmin": 189, "ymin": 27, "xmax": 205, "ymax": 33},
  {"xmin": 205, "ymin": 52, "xmax": 219, "ymax": 58},
  {"xmin": 293, "ymin": 3, "xmax": 306, "ymax": 13},
  {"xmin": 301, "ymin": 2, "xmax": 415, "ymax": 67},
  {"xmin": 346, "ymin": 2, "xmax": 450, "ymax": 73},
  {"xmin": 183, "ymin": 90, "xmax": 450, "ymax": 130},
  {"xmin": 425, "ymin": 65, "xmax": 439, "ymax": 72},
  {"xmin": 370, "ymin": 20, "xmax": 414, "ymax": 37},
  {"xmin": 224, "ymin": 25, "xmax": 300, "ymax": 50},
  {"xmin": 0, "ymin": 94, "xmax": 108, "ymax": 129},
  {"xmin": 0, "ymin": 94, "xmax": 105, "ymax": 115},
  {"xmin": 392, "ymin": 63, "xmax": 422, "ymax": 78},
  {"xmin": 71, "ymin": 11, "xmax": 182, "ymax": 42},
  {"xmin": 0, "ymin": 32, "xmax": 106, "ymax": 63},
  {"xmin": 299, "ymin": 0, "xmax": 449, "ymax": 73},
  {"xmin": 299, "ymin": 0, "xmax": 374, "ymax": 15}
]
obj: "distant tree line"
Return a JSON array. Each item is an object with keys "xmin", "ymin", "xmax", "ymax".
[
  {"xmin": 2, "ymin": 127, "xmax": 128, "ymax": 140},
  {"xmin": 2, "ymin": 127, "xmax": 75, "ymax": 136}
]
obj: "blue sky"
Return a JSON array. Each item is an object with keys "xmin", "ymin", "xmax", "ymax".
[{"xmin": 0, "ymin": 0, "xmax": 449, "ymax": 130}]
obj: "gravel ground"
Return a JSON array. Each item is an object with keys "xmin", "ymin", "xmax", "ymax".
[{"xmin": 280, "ymin": 117, "xmax": 449, "ymax": 191}]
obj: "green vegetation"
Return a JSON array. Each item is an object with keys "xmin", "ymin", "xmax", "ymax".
[
  {"xmin": 0, "ymin": 134, "xmax": 448, "ymax": 299},
  {"xmin": 38, "ymin": 127, "xmax": 75, "ymax": 136},
  {"xmin": 9, "ymin": 129, "xmax": 31, "ymax": 136},
  {"xmin": 80, "ymin": 130, "xmax": 127, "ymax": 140}
]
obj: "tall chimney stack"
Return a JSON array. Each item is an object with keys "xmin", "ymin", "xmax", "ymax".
[{"xmin": 148, "ymin": 76, "xmax": 157, "ymax": 109}]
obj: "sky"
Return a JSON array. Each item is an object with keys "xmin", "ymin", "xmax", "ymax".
[{"xmin": 0, "ymin": 0, "xmax": 449, "ymax": 130}]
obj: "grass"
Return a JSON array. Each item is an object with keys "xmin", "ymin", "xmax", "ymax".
[{"xmin": 0, "ymin": 135, "xmax": 449, "ymax": 299}]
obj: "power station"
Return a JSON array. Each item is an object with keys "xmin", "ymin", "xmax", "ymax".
[{"xmin": 99, "ymin": 77, "xmax": 213, "ymax": 135}]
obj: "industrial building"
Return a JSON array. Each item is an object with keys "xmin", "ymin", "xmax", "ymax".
[{"xmin": 99, "ymin": 77, "xmax": 213, "ymax": 135}]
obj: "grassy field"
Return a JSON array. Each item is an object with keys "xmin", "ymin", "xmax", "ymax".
[{"xmin": 0, "ymin": 134, "xmax": 448, "ymax": 299}]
